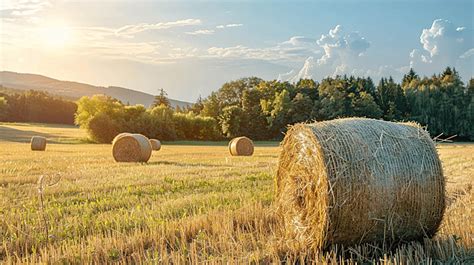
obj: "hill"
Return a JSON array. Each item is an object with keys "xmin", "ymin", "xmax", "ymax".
[{"xmin": 0, "ymin": 71, "xmax": 191, "ymax": 108}]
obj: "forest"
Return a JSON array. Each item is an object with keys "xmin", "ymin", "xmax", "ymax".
[
  {"xmin": 0, "ymin": 90, "xmax": 77, "ymax": 124},
  {"xmin": 1, "ymin": 67, "xmax": 473, "ymax": 141},
  {"xmin": 189, "ymin": 67, "xmax": 473, "ymax": 141}
]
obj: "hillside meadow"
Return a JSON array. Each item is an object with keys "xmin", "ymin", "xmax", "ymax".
[{"xmin": 0, "ymin": 122, "xmax": 472, "ymax": 263}]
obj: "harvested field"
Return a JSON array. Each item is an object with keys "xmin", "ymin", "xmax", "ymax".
[{"xmin": 0, "ymin": 122, "xmax": 472, "ymax": 263}]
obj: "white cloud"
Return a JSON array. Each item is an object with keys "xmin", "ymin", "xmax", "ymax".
[
  {"xmin": 185, "ymin": 29, "xmax": 215, "ymax": 35},
  {"xmin": 216, "ymin": 23, "xmax": 243, "ymax": 29},
  {"xmin": 206, "ymin": 43, "xmax": 319, "ymax": 62},
  {"xmin": 289, "ymin": 56, "xmax": 314, "ymax": 82},
  {"xmin": 277, "ymin": 69, "xmax": 295, "ymax": 81},
  {"xmin": 1, "ymin": 0, "xmax": 51, "ymax": 23},
  {"xmin": 225, "ymin": 23, "xmax": 242, "ymax": 28},
  {"xmin": 1, "ymin": 0, "xmax": 51, "ymax": 14},
  {"xmin": 280, "ymin": 25, "xmax": 371, "ymax": 82},
  {"xmin": 282, "ymin": 36, "xmax": 315, "ymax": 46},
  {"xmin": 420, "ymin": 19, "xmax": 468, "ymax": 57},
  {"xmin": 316, "ymin": 25, "xmax": 370, "ymax": 65},
  {"xmin": 410, "ymin": 19, "xmax": 473, "ymax": 78},
  {"xmin": 206, "ymin": 35, "xmax": 320, "ymax": 62},
  {"xmin": 460, "ymin": 48, "xmax": 474, "ymax": 59},
  {"xmin": 115, "ymin": 19, "xmax": 202, "ymax": 37}
]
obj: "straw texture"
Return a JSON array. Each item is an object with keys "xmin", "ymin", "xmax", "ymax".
[
  {"xmin": 149, "ymin": 139, "xmax": 161, "ymax": 151},
  {"xmin": 31, "ymin": 136, "xmax": 47, "ymax": 151},
  {"xmin": 112, "ymin": 132, "xmax": 131, "ymax": 145},
  {"xmin": 276, "ymin": 118, "xmax": 445, "ymax": 249},
  {"xmin": 229, "ymin": 136, "xmax": 254, "ymax": 156},
  {"xmin": 112, "ymin": 133, "xmax": 152, "ymax": 162}
]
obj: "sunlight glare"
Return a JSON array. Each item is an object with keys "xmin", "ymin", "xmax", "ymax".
[{"xmin": 40, "ymin": 25, "xmax": 73, "ymax": 48}]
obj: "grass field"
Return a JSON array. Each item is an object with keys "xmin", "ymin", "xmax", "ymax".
[{"xmin": 0, "ymin": 122, "xmax": 472, "ymax": 263}]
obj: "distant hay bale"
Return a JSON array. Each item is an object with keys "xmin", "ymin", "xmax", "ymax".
[
  {"xmin": 149, "ymin": 139, "xmax": 161, "ymax": 151},
  {"xmin": 31, "ymin": 136, "xmax": 47, "ymax": 151},
  {"xmin": 229, "ymin": 136, "xmax": 254, "ymax": 156},
  {"xmin": 276, "ymin": 118, "xmax": 445, "ymax": 249},
  {"xmin": 112, "ymin": 133, "xmax": 152, "ymax": 162}
]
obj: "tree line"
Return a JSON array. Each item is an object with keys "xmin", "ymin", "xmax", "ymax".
[
  {"xmin": 0, "ymin": 90, "xmax": 77, "ymax": 124},
  {"xmin": 2, "ymin": 67, "xmax": 472, "ymax": 142},
  {"xmin": 74, "ymin": 95, "xmax": 221, "ymax": 143},
  {"xmin": 189, "ymin": 67, "xmax": 473, "ymax": 141}
]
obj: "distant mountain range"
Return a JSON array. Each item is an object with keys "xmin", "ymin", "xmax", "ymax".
[{"xmin": 0, "ymin": 71, "xmax": 192, "ymax": 108}]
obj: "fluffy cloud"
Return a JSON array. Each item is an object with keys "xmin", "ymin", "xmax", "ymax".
[
  {"xmin": 316, "ymin": 25, "xmax": 370, "ymax": 65},
  {"xmin": 288, "ymin": 57, "xmax": 314, "ymax": 82},
  {"xmin": 279, "ymin": 19, "xmax": 473, "ymax": 83},
  {"xmin": 279, "ymin": 25, "xmax": 371, "ymax": 81},
  {"xmin": 420, "ymin": 19, "xmax": 470, "ymax": 57},
  {"xmin": 410, "ymin": 19, "xmax": 473, "ymax": 77}
]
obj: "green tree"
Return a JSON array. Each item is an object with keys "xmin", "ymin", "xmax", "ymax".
[
  {"xmin": 240, "ymin": 89, "xmax": 268, "ymax": 140},
  {"xmin": 217, "ymin": 77, "xmax": 262, "ymax": 107},
  {"xmin": 261, "ymin": 89, "xmax": 291, "ymax": 138},
  {"xmin": 148, "ymin": 105, "xmax": 177, "ymax": 140},
  {"xmin": 87, "ymin": 112, "xmax": 121, "ymax": 143},
  {"xmin": 288, "ymin": 92, "xmax": 313, "ymax": 123},
  {"xmin": 75, "ymin": 95, "xmax": 123, "ymax": 127},
  {"xmin": 376, "ymin": 77, "xmax": 408, "ymax": 120},
  {"xmin": 351, "ymin": 91, "xmax": 382, "ymax": 118},
  {"xmin": 201, "ymin": 92, "xmax": 221, "ymax": 118},
  {"xmin": 153, "ymin": 88, "xmax": 170, "ymax": 108},
  {"xmin": 0, "ymin": 96, "xmax": 8, "ymax": 121},
  {"xmin": 75, "ymin": 95, "xmax": 124, "ymax": 143},
  {"xmin": 402, "ymin": 68, "xmax": 420, "ymax": 89},
  {"xmin": 173, "ymin": 112, "xmax": 221, "ymax": 140},
  {"xmin": 190, "ymin": 95, "xmax": 204, "ymax": 114},
  {"xmin": 220, "ymin": 105, "xmax": 244, "ymax": 138},
  {"xmin": 317, "ymin": 77, "xmax": 349, "ymax": 119},
  {"xmin": 464, "ymin": 79, "xmax": 474, "ymax": 140},
  {"xmin": 296, "ymin": 79, "xmax": 317, "ymax": 89}
]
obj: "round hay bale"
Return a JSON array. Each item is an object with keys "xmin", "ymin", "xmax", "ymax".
[
  {"xmin": 229, "ymin": 136, "xmax": 254, "ymax": 156},
  {"xmin": 149, "ymin": 139, "xmax": 161, "ymax": 151},
  {"xmin": 112, "ymin": 132, "xmax": 131, "ymax": 145},
  {"xmin": 31, "ymin": 136, "xmax": 47, "ymax": 151},
  {"xmin": 112, "ymin": 133, "xmax": 152, "ymax": 162},
  {"xmin": 276, "ymin": 117, "xmax": 445, "ymax": 249}
]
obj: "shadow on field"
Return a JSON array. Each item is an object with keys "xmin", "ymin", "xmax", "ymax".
[
  {"xmin": 148, "ymin": 160, "xmax": 232, "ymax": 168},
  {"xmin": 0, "ymin": 126, "xmax": 54, "ymax": 143}
]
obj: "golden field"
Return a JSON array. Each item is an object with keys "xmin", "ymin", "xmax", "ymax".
[{"xmin": 0, "ymin": 122, "xmax": 472, "ymax": 263}]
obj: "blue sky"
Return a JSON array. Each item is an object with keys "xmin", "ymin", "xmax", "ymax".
[{"xmin": 1, "ymin": 0, "xmax": 473, "ymax": 101}]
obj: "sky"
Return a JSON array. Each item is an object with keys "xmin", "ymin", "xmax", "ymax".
[{"xmin": 1, "ymin": 0, "xmax": 473, "ymax": 102}]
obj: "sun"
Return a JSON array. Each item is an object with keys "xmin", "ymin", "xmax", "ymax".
[{"xmin": 40, "ymin": 25, "xmax": 73, "ymax": 48}]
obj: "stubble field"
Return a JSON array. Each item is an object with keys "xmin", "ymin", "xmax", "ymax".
[{"xmin": 0, "ymin": 122, "xmax": 472, "ymax": 263}]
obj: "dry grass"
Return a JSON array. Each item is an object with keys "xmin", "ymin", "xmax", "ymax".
[{"xmin": 0, "ymin": 123, "xmax": 472, "ymax": 263}]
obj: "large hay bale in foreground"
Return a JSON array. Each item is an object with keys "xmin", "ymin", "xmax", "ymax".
[
  {"xmin": 31, "ymin": 136, "xmax": 46, "ymax": 151},
  {"xmin": 229, "ymin": 136, "xmax": 254, "ymax": 156},
  {"xmin": 276, "ymin": 118, "xmax": 445, "ymax": 249},
  {"xmin": 149, "ymin": 139, "xmax": 161, "ymax": 151},
  {"xmin": 112, "ymin": 133, "xmax": 152, "ymax": 162}
]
